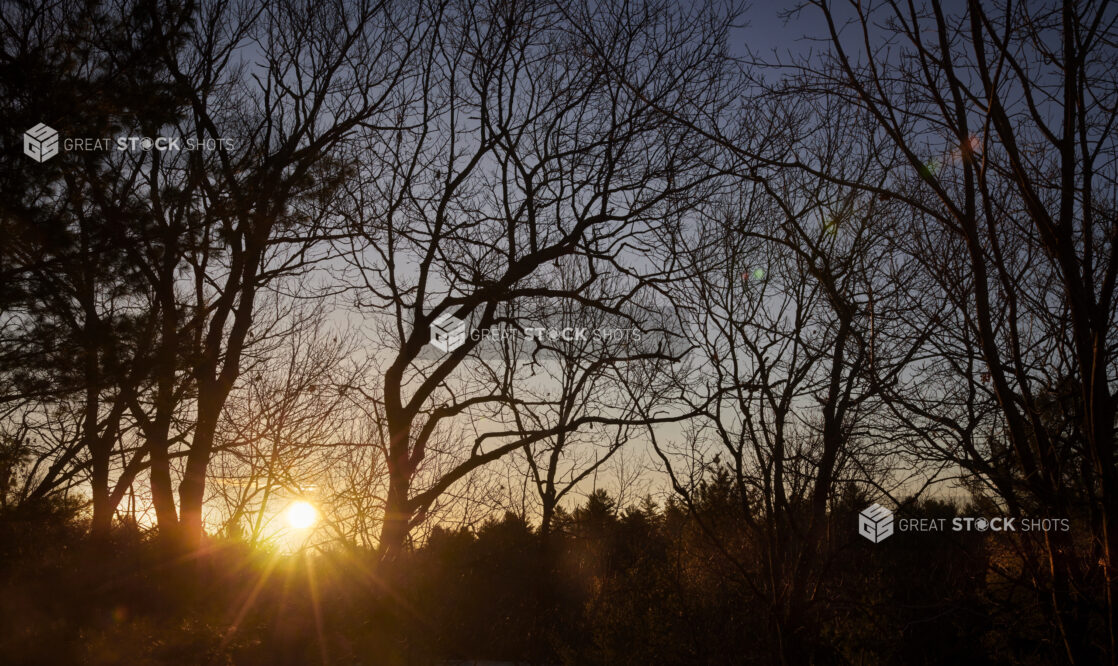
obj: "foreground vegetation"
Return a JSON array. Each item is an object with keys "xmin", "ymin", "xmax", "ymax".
[{"xmin": 1, "ymin": 485, "xmax": 1095, "ymax": 665}]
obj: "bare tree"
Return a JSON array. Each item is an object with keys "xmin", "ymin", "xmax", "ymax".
[
  {"xmin": 647, "ymin": 146, "xmax": 913, "ymax": 661},
  {"xmin": 338, "ymin": 0, "xmax": 738, "ymax": 563},
  {"xmin": 113, "ymin": 0, "xmax": 424, "ymax": 546},
  {"xmin": 772, "ymin": 1, "xmax": 1118, "ymax": 660}
]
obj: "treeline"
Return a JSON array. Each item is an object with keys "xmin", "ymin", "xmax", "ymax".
[
  {"xmin": 1, "ymin": 485, "xmax": 1068, "ymax": 664},
  {"xmin": 405, "ymin": 488, "xmax": 994, "ymax": 665}
]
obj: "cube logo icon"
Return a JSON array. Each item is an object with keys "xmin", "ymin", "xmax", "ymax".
[
  {"xmin": 429, "ymin": 312, "xmax": 466, "ymax": 353},
  {"xmin": 24, "ymin": 123, "xmax": 59, "ymax": 162},
  {"xmin": 859, "ymin": 503, "xmax": 894, "ymax": 543}
]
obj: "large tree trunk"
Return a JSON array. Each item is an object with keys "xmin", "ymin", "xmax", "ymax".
[
  {"xmin": 128, "ymin": 380, "xmax": 179, "ymax": 532},
  {"xmin": 377, "ymin": 467, "xmax": 412, "ymax": 565},
  {"xmin": 150, "ymin": 253, "xmax": 181, "ymax": 533},
  {"xmin": 83, "ymin": 319, "xmax": 113, "ymax": 539},
  {"xmin": 376, "ymin": 446, "xmax": 415, "ymax": 666},
  {"xmin": 149, "ymin": 375, "xmax": 180, "ymax": 530},
  {"xmin": 177, "ymin": 266, "xmax": 257, "ymax": 548},
  {"xmin": 88, "ymin": 442, "xmax": 113, "ymax": 538},
  {"xmin": 149, "ymin": 435, "xmax": 178, "ymax": 531},
  {"xmin": 177, "ymin": 395, "xmax": 221, "ymax": 548},
  {"xmin": 530, "ymin": 497, "xmax": 558, "ymax": 662}
]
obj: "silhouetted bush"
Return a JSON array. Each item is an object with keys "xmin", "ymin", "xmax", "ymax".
[{"xmin": 0, "ymin": 491, "xmax": 1074, "ymax": 665}]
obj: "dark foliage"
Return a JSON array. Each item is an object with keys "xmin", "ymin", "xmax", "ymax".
[{"xmin": 0, "ymin": 490, "xmax": 1069, "ymax": 665}]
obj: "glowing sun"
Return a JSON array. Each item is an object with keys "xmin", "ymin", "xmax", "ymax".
[{"xmin": 286, "ymin": 500, "xmax": 318, "ymax": 529}]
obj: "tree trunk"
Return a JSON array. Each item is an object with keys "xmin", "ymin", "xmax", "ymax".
[
  {"xmin": 150, "ymin": 291, "xmax": 181, "ymax": 532},
  {"xmin": 83, "ymin": 327, "xmax": 113, "ymax": 539},
  {"xmin": 531, "ymin": 499, "xmax": 558, "ymax": 663},
  {"xmin": 377, "ymin": 475, "xmax": 411, "ymax": 565},
  {"xmin": 89, "ymin": 442, "xmax": 113, "ymax": 538},
  {"xmin": 178, "ymin": 401, "xmax": 219, "ymax": 548},
  {"xmin": 149, "ymin": 436, "xmax": 178, "ymax": 531}
]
